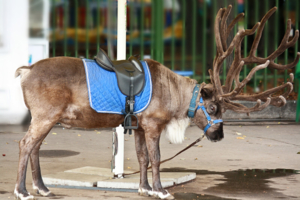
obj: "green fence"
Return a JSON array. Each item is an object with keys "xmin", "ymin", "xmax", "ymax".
[{"xmin": 50, "ymin": 0, "xmax": 299, "ymax": 94}]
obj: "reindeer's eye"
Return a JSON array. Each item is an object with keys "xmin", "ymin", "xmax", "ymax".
[{"xmin": 208, "ymin": 104, "xmax": 217, "ymax": 114}]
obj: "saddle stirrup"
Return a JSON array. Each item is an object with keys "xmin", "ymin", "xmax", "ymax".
[{"xmin": 124, "ymin": 76, "xmax": 138, "ymax": 134}]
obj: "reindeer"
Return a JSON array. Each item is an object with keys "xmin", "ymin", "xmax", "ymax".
[{"xmin": 14, "ymin": 5, "xmax": 299, "ymax": 200}]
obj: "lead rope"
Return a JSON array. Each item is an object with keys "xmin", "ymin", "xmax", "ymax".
[{"xmin": 115, "ymin": 134, "xmax": 205, "ymax": 178}]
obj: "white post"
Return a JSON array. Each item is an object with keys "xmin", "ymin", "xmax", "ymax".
[
  {"xmin": 117, "ymin": 0, "xmax": 127, "ymax": 60},
  {"xmin": 113, "ymin": 125, "xmax": 125, "ymax": 178},
  {"xmin": 114, "ymin": 0, "xmax": 127, "ymax": 178},
  {"xmin": 42, "ymin": 0, "xmax": 50, "ymax": 39}
]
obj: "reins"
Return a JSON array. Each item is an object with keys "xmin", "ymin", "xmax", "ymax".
[
  {"xmin": 116, "ymin": 134, "xmax": 205, "ymax": 178},
  {"xmin": 114, "ymin": 83, "xmax": 221, "ymax": 178}
]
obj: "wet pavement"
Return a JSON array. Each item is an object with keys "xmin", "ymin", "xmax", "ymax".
[
  {"xmin": 165, "ymin": 168, "xmax": 299, "ymax": 199},
  {"xmin": 0, "ymin": 123, "xmax": 299, "ymax": 199}
]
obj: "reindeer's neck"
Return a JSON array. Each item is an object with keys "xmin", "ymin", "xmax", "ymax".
[
  {"xmin": 173, "ymin": 74, "xmax": 197, "ymax": 118},
  {"xmin": 148, "ymin": 60, "xmax": 197, "ymax": 119},
  {"xmin": 147, "ymin": 60, "xmax": 197, "ymax": 144}
]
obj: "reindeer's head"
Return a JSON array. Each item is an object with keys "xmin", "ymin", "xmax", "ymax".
[
  {"xmin": 191, "ymin": 5, "xmax": 299, "ymax": 141},
  {"xmin": 191, "ymin": 84, "xmax": 224, "ymax": 142}
]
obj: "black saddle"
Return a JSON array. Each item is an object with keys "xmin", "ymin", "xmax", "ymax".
[
  {"xmin": 95, "ymin": 48, "xmax": 145, "ymax": 134},
  {"xmin": 95, "ymin": 48, "xmax": 145, "ymax": 96}
]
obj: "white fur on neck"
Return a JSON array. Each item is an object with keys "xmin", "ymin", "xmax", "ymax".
[{"xmin": 163, "ymin": 117, "xmax": 190, "ymax": 144}]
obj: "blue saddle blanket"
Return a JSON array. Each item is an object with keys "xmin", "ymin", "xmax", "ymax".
[{"xmin": 82, "ymin": 59, "xmax": 152, "ymax": 114}]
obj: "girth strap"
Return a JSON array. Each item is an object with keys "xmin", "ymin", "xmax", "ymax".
[{"xmin": 124, "ymin": 75, "xmax": 138, "ymax": 135}]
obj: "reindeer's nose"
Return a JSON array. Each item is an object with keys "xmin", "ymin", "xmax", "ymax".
[{"xmin": 208, "ymin": 123, "xmax": 224, "ymax": 141}]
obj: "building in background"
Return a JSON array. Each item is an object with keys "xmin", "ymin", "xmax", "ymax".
[
  {"xmin": 0, "ymin": 0, "xmax": 50, "ymax": 124},
  {"xmin": 0, "ymin": 0, "xmax": 29, "ymax": 124}
]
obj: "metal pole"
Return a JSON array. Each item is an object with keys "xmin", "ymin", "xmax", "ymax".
[
  {"xmin": 52, "ymin": 0, "xmax": 56, "ymax": 57},
  {"xmin": 234, "ymin": 0, "xmax": 237, "ymax": 34},
  {"xmin": 264, "ymin": 0, "xmax": 269, "ymax": 91},
  {"xmin": 85, "ymin": 0, "xmax": 89, "ymax": 58},
  {"xmin": 295, "ymin": 0, "xmax": 299, "ymax": 92},
  {"xmin": 274, "ymin": 0, "xmax": 278, "ymax": 87},
  {"xmin": 159, "ymin": 1, "xmax": 164, "ymax": 64},
  {"xmin": 243, "ymin": 0, "xmax": 248, "ymax": 93},
  {"xmin": 284, "ymin": 0, "xmax": 288, "ymax": 86},
  {"xmin": 114, "ymin": 125, "xmax": 125, "ymax": 178},
  {"xmin": 192, "ymin": 0, "xmax": 196, "ymax": 78},
  {"xmin": 155, "ymin": 0, "xmax": 163, "ymax": 64},
  {"xmin": 181, "ymin": 0, "xmax": 186, "ymax": 71},
  {"xmin": 64, "ymin": 0, "xmax": 68, "ymax": 56},
  {"xmin": 233, "ymin": 0, "xmax": 237, "ymax": 86},
  {"xmin": 213, "ymin": 0, "xmax": 217, "ymax": 66},
  {"xmin": 42, "ymin": 0, "xmax": 50, "ymax": 40},
  {"xmin": 140, "ymin": 0, "xmax": 145, "ymax": 59},
  {"xmin": 152, "ymin": 0, "xmax": 163, "ymax": 63},
  {"xmin": 222, "ymin": 0, "xmax": 227, "ymax": 85},
  {"xmin": 117, "ymin": 0, "xmax": 127, "ymax": 60},
  {"xmin": 171, "ymin": 0, "xmax": 175, "ymax": 70},
  {"xmin": 75, "ymin": 0, "xmax": 78, "ymax": 57},
  {"xmin": 114, "ymin": 0, "xmax": 127, "ymax": 178},
  {"xmin": 254, "ymin": 0, "xmax": 258, "ymax": 91},
  {"xmin": 96, "ymin": 0, "xmax": 100, "ymax": 53},
  {"xmin": 107, "ymin": 0, "xmax": 114, "ymax": 58},
  {"xmin": 202, "ymin": 0, "xmax": 207, "ymax": 82},
  {"xmin": 151, "ymin": 0, "xmax": 154, "ymax": 59},
  {"xmin": 130, "ymin": 1, "xmax": 134, "ymax": 56}
]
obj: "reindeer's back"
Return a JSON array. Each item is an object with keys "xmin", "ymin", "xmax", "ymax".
[{"xmin": 16, "ymin": 57, "xmax": 88, "ymax": 111}]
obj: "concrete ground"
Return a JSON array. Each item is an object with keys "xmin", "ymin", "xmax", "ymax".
[{"xmin": 0, "ymin": 123, "xmax": 299, "ymax": 200}]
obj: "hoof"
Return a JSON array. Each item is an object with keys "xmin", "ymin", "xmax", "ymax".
[
  {"xmin": 138, "ymin": 187, "xmax": 151, "ymax": 196},
  {"xmin": 151, "ymin": 190, "xmax": 174, "ymax": 199},
  {"xmin": 36, "ymin": 190, "xmax": 54, "ymax": 197},
  {"xmin": 33, "ymin": 183, "xmax": 54, "ymax": 197},
  {"xmin": 14, "ymin": 188, "xmax": 35, "ymax": 200}
]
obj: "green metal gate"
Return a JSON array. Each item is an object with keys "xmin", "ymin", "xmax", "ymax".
[{"xmin": 50, "ymin": 0, "xmax": 299, "ymax": 94}]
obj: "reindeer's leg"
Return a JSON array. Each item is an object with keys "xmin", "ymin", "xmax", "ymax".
[
  {"xmin": 134, "ymin": 129, "xmax": 152, "ymax": 196},
  {"xmin": 14, "ymin": 118, "xmax": 56, "ymax": 200},
  {"xmin": 30, "ymin": 133, "xmax": 54, "ymax": 197},
  {"xmin": 145, "ymin": 127, "xmax": 174, "ymax": 199}
]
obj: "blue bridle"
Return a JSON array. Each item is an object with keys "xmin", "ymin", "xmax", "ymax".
[{"xmin": 188, "ymin": 84, "xmax": 223, "ymax": 134}]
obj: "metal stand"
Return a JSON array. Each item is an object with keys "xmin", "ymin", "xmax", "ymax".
[{"xmin": 112, "ymin": 125, "xmax": 124, "ymax": 178}]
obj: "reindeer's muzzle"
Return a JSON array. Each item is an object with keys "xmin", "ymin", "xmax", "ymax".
[{"xmin": 206, "ymin": 122, "xmax": 224, "ymax": 142}]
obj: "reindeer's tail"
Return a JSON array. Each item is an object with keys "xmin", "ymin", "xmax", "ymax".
[{"xmin": 15, "ymin": 66, "xmax": 31, "ymax": 78}]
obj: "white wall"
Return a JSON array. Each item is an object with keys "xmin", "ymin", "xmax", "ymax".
[{"xmin": 0, "ymin": 0, "xmax": 29, "ymax": 124}]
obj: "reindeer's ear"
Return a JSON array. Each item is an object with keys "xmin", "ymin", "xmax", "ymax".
[{"xmin": 200, "ymin": 84, "xmax": 214, "ymax": 99}]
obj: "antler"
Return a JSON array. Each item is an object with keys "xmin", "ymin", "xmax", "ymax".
[{"xmin": 212, "ymin": 5, "xmax": 299, "ymax": 113}]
